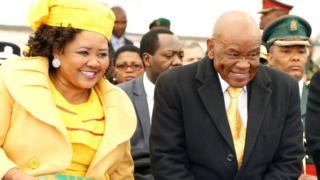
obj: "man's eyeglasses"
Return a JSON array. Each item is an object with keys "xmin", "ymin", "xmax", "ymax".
[{"xmin": 115, "ymin": 63, "xmax": 143, "ymax": 71}]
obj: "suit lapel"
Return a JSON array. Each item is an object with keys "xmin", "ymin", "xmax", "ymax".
[
  {"xmin": 124, "ymin": 38, "xmax": 133, "ymax": 45},
  {"xmin": 132, "ymin": 76, "xmax": 151, "ymax": 147},
  {"xmin": 196, "ymin": 59, "xmax": 273, "ymax": 165},
  {"xmin": 242, "ymin": 67, "xmax": 272, "ymax": 165},
  {"xmin": 196, "ymin": 58, "xmax": 234, "ymax": 150},
  {"xmin": 87, "ymin": 80, "xmax": 137, "ymax": 174}
]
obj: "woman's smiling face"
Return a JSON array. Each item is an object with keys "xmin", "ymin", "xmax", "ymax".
[{"xmin": 52, "ymin": 30, "xmax": 110, "ymax": 90}]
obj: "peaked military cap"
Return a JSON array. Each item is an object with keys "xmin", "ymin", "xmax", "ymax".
[
  {"xmin": 262, "ymin": 15, "xmax": 312, "ymax": 47},
  {"xmin": 149, "ymin": 17, "xmax": 171, "ymax": 30},
  {"xmin": 258, "ymin": 0, "xmax": 293, "ymax": 14}
]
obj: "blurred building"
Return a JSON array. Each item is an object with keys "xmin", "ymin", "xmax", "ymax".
[{"xmin": 0, "ymin": 24, "xmax": 207, "ymax": 56}]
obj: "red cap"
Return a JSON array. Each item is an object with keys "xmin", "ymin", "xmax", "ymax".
[{"xmin": 259, "ymin": 0, "xmax": 293, "ymax": 14}]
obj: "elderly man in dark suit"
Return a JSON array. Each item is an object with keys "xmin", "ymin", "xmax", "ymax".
[
  {"xmin": 150, "ymin": 11, "xmax": 304, "ymax": 180},
  {"xmin": 118, "ymin": 29, "xmax": 183, "ymax": 180}
]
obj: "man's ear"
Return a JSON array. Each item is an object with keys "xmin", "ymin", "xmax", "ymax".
[
  {"xmin": 267, "ymin": 53, "xmax": 274, "ymax": 66},
  {"xmin": 206, "ymin": 38, "xmax": 215, "ymax": 59},
  {"xmin": 142, "ymin": 52, "xmax": 152, "ymax": 67}
]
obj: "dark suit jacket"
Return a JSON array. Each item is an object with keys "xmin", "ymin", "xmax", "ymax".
[
  {"xmin": 118, "ymin": 76, "xmax": 154, "ymax": 180},
  {"xmin": 301, "ymin": 84, "xmax": 314, "ymax": 165},
  {"xmin": 306, "ymin": 71, "xmax": 320, "ymax": 178},
  {"xmin": 119, "ymin": 76, "xmax": 150, "ymax": 150},
  {"xmin": 150, "ymin": 57, "xmax": 304, "ymax": 180}
]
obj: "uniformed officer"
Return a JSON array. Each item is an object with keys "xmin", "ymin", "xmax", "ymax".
[
  {"xmin": 258, "ymin": 0, "xmax": 293, "ymax": 30},
  {"xmin": 262, "ymin": 15, "xmax": 317, "ymax": 179}
]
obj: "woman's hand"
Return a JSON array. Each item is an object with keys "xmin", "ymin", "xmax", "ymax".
[{"xmin": 3, "ymin": 168, "xmax": 38, "ymax": 180}]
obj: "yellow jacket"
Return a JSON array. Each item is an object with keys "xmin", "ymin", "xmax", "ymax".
[{"xmin": 0, "ymin": 57, "xmax": 137, "ymax": 180}]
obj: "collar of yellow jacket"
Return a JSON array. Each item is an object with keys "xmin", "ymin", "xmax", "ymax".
[
  {"xmin": 1, "ymin": 57, "xmax": 137, "ymax": 163},
  {"xmin": 28, "ymin": 0, "xmax": 115, "ymax": 40}
]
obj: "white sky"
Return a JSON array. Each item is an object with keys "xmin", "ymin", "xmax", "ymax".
[{"xmin": 1, "ymin": 0, "xmax": 319, "ymax": 39}]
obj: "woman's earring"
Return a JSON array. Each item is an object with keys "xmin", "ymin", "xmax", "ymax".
[{"xmin": 52, "ymin": 58, "xmax": 61, "ymax": 68}]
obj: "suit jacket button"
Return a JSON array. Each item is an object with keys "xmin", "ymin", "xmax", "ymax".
[
  {"xmin": 28, "ymin": 158, "xmax": 40, "ymax": 169},
  {"xmin": 226, "ymin": 154, "xmax": 234, "ymax": 162}
]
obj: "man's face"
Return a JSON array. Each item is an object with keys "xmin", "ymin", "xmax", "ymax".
[
  {"xmin": 112, "ymin": 11, "xmax": 127, "ymax": 38},
  {"xmin": 268, "ymin": 45, "xmax": 309, "ymax": 80},
  {"xmin": 144, "ymin": 34, "xmax": 183, "ymax": 83},
  {"xmin": 183, "ymin": 46, "xmax": 205, "ymax": 65},
  {"xmin": 207, "ymin": 34, "xmax": 260, "ymax": 88}
]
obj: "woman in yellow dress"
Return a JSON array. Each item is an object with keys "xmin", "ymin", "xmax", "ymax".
[{"xmin": 0, "ymin": 0, "xmax": 136, "ymax": 179}]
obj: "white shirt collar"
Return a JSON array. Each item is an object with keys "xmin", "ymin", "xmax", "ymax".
[
  {"xmin": 298, "ymin": 79, "xmax": 303, "ymax": 98},
  {"xmin": 217, "ymin": 72, "xmax": 248, "ymax": 128},
  {"xmin": 111, "ymin": 34, "xmax": 125, "ymax": 42},
  {"xmin": 217, "ymin": 73, "xmax": 247, "ymax": 93},
  {"xmin": 143, "ymin": 73, "xmax": 155, "ymax": 122},
  {"xmin": 143, "ymin": 72, "xmax": 155, "ymax": 99},
  {"xmin": 111, "ymin": 35, "xmax": 125, "ymax": 51}
]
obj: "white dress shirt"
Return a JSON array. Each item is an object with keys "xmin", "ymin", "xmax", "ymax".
[
  {"xmin": 298, "ymin": 79, "xmax": 303, "ymax": 98},
  {"xmin": 143, "ymin": 73, "xmax": 155, "ymax": 123},
  {"xmin": 218, "ymin": 74, "xmax": 248, "ymax": 128},
  {"xmin": 110, "ymin": 35, "xmax": 125, "ymax": 52}
]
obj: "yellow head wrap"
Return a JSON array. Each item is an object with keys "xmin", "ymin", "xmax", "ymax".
[{"xmin": 28, "ymin": 0, "xmax": 115, "ymax": 40}]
